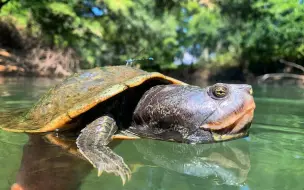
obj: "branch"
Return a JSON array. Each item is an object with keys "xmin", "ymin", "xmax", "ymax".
[
  {"xmin": 0, "ymin": 0, "xmax": 10, "ymax": 10},
  {"xmin": 257, "ymin": 73, "xmax": 304, "ymax": 83},
  {"xmin": 279, "ymin": 59, "xmax": 304, "ymax": 73}
]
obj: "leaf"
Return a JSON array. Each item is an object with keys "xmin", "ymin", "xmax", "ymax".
[{"xmin": 47, "ymin": 2, "xmax": 76, "ymax": 17}]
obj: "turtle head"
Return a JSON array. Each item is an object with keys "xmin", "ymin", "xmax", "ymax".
[
  {"xmin": 131, "ymin": 83, "xmax": 256, "ymax": 144},
  {"xmin": 191, "ymin": 83, "xmax": 256, "ymax": 143}
]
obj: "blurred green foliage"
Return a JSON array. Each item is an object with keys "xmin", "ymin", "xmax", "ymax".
[{"xmin": 0, "ymin": 0, "xmax": 304, "ymax": 73}]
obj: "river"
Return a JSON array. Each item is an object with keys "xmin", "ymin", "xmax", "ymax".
[{"xmin": 0, "ymin": 77, "xmax": 303, "ymax": 190}]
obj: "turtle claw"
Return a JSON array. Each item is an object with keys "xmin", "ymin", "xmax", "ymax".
[
  {"xmin": 120, "ymin": 173, "xmax": 127, "ymax": 186},
  {"xmin": 97, "ymin": 169, "xmax": 103, "ymax": 177},
  {"xmin": 96, "ymin": 154, "xmax": 131, "ymax": 185},
  {"xmin": 88, "ymin": 145, "xmax": 131, "ymax": 184},
  {"xmin": 116, "ymin": 164, "xmax": 131, "ymax": 185}
]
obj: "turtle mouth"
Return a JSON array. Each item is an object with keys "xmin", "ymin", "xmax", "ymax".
[{"xmin": 200, "ymin": 99, "xmax": 256, "ymax": 141}]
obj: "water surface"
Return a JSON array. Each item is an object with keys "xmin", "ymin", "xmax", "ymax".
[{"xmin": 0, "ymin": 77, "xmax": 303, "ymax": 190}]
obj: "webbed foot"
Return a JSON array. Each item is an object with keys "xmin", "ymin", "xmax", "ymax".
[{"xmin": 76, "ymin": 116, "xmax": 131, "ymax": 184}]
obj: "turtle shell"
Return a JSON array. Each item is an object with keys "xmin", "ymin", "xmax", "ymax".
[{"xmin": 1, "ymin": 66, "xmax": 186, "ymax": 133}]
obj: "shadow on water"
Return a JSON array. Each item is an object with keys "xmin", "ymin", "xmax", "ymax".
[{"xmin": 4, "ymin": 131, "xmax": 250, "ymax": 190}]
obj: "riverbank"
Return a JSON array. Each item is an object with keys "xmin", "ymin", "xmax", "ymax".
[
  {"xmin": 0, "ymin": 47, "xmax": 244, "ymax": 83},
  {"xmin": 2, "ymin": 64, "xmax": 304, "ymax": 88},
  {"xmin": 2, "ymin": 45, "xmax": 304, "ymax": 86}
]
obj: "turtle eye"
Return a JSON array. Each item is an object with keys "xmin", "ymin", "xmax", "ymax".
[{"xmin": 211, "ymin": 85, "xmax": 228, "ymax": 98}]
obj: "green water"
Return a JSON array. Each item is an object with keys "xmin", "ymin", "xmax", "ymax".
[{"xmin": 0, "ymin": 77, "xmax": 303, "ymax": 190}]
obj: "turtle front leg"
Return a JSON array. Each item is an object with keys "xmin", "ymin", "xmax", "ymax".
[{"xmin": 76, "ymin": 115, "xmax": 131, "ymax": 184}]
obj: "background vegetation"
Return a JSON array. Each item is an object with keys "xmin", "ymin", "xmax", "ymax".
[{"xmin": 0, "ymin": 0, "xmax": 304, "ymax": 81}]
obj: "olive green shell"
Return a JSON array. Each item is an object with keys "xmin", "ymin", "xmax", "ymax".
[{"xmin": 1, "ymin": 66, "xmax": 186, "ymax": 133}]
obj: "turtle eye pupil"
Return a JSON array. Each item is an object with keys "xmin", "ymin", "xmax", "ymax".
[{"xmin": 211, "ymin": 85, "xmax": 228, "ymax": 98}]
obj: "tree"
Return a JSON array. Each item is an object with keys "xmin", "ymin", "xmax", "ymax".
[{"xmin": 1, "ymin": 0, "xmax": 304, "ymax": 76}]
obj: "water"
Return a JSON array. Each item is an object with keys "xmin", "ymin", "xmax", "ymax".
[{"xmin": 0, "ymin": 77, "xmax": 303, "ymax": 190}]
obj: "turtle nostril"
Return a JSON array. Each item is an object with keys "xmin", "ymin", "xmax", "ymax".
[
  {"xmin": 238, "ymin": 84, "xmax": 253, "ymax": 95},
  {"xmin": 244, "ymin": 86, "xmax": 253, "ymax": 95},
  {"xmin": 249, "ymin": 88, "xmax": 253, "ymax": 95},
  {"xmin": 245, "ymin": 85, "xmax": 253, "ymax": 95}
]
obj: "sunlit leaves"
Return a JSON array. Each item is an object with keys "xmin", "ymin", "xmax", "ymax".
[
  {"xmin": 47, "ymin": 2, "xmax": 76, "ymax": 17},
  {"xmin": 0, "ymin": 1, "xmax": 29, "ymax": 28},
  {"xmin": 103, "ymin": 0, "xmax": 134, "ymax": 15}
]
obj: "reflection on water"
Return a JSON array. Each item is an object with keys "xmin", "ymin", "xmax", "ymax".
[
  {"xmin": 132, "ymin": 139, "xmax": 250, "ymax": 186},
  {"xmin": 11, "ymin": 135, "xmax": 92, "ymax": 190},
  {"xmin": 100, "ymin": 140, "xmax": 251, "ymax": 190},
  {"xmin": 0, "ymin": 78, "xmax": 304, "ymax": 190},
  {"xmin": 5, "ymin": 133, "xmax": 251, "ymax": 190}
]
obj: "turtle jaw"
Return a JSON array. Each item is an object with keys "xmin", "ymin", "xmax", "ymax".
[
  {"xmin": 211, "ymin": 122, "xmax": 252, "ymax": 142},
  {"xmin": 200, "ymin": 99, "xmax": 256, "ymax": 142}
]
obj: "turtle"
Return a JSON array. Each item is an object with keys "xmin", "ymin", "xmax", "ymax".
[{"xmin": 1, "ymin": 65, "xmax": 256, "ymax": 183}]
